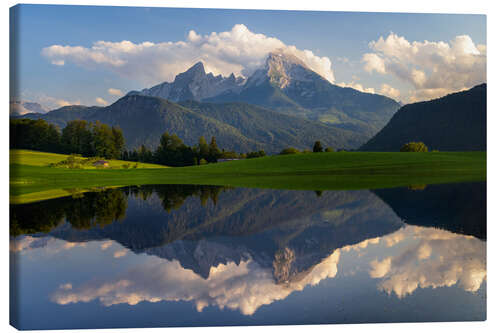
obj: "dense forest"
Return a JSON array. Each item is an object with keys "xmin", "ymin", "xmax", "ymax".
[
  {"xmin": 10, "ymin": 118, "xmax": 125, "ymax": 159},
  {"xmin": 10, "ymin": 118, "xmax": 269, "ymax": 166}
]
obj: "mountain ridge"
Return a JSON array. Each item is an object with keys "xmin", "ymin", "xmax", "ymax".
[
  {"xmin": 18, "ymin": 94, "xmax": 365, "ymax": 152},
  {"xmin": 360, "ymin": 83, "xmax": 486, "ymax": 151}
]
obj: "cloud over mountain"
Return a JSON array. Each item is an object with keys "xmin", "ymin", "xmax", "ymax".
[
  {"xmin": 42, "ymin": 24, "xmax": 335, "ymax": 86},
  {"xmin": 362, "ymin": 33, "xmax": 486, "ymax": 102}
]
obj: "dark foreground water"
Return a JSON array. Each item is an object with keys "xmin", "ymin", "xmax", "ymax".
[{"xmin": 10, "ymin": 182, "xmax": 486, "ymax": 330}]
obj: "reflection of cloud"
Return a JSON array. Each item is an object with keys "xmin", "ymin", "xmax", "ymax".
[
  {"xmin": 10, "ymin": 236, "xmax": 53, "ymax": 252},
  {"xmin": 383, "ymin": 231, "xmax": 406, "ymax": 247},
  {"xmin": 46, "ymin": 225, "xmax": 485, "ymax": 315},
  {"xmin": 100, "ymin": 241, "xmax": 113, "ymax": 250},
  {"xmin": 370, "ymin": 258, "xmax": 392, "ymax": 278},
  {"xmin": 10, "ymin": 236, "xmax": 86, "ymax": 253},
  {"xmin": 343, "ymin": 237, "xmax": 380, "ymax": 252},
  {"xmin": 113, "ymin": 249, "xmax": 128, "ymax": 258},
  {"xmin": 51, "ymin": 249, "xmax": 341, "ymax": 315},
  {"xmin": 369, "ymin": 226, "xmax": 486, "ymax": 298}
]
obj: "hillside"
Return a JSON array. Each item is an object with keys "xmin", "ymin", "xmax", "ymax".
[
  {"xmin": 361, "ymin": 84, "xmax": 486, "ymax": 151},
  {"xmin": 19, "ymin": 95, "xmax": 365, "ymax": 153}
]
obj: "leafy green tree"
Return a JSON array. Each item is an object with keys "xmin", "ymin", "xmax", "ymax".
[
  {"xmin": 111, "ymin": 126, "xmax": 125, "ymax": 159},
  {"xmin": 208, "ymin": 136, "xmax": 222, "ymax": 162},
  {"xmin": 400, "ymin": 142, "xmax": 429, "ymax": 152},
  {"xmin": 92, "ymin": 121, "xmax": 115, "ymax": 158},
  {"xmin": 61, "ymin": 120, "xmax": 93, "ymax": 156},
  {"xmin": 313, "ymin": 140, "xmax": 323, "ymax": 152},
  {"xmin": 280, "ymin": 147, "xmax": 300, "ymax": 155},
  {"xmin": 138, "ymin": 144, "xmax": 154, "ymax": 163},
  {"xmin": 10, "ymin": 119, "xmax": 62, "ymax": 153},
  {"xmin": 246, "ymin": 150, "xmax": 266, "ymax": 159},
  {"xmin": 197, "ymin": 136, "xmax": 210, "ymax": 162},
  {"xmin": 155, "ymin": 132, "xmax": 194, "ymax": 166}
]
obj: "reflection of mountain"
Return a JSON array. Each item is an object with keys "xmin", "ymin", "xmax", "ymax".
[
  {"xmin": 12, "ymin": 185, "xmax": 403, "ymax": 281},
  {"xmin": 372, "ymin": 182, "xmax": 486, "ymax": 240},
  {"xmin": 11, "ymin": 184, "xmax": 486, "ymax": 317},
  {"xmin": 47, "ymin": 224, "xmax": 486, "ymax": 316},
  {"xmin": 11, "ymin": 182, "xmax": 486, "ymax": 287}
]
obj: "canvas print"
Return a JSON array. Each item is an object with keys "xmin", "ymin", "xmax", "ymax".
[{"xmin": 9, "ymin": 4, "xmax": 486, "ymax": 330}]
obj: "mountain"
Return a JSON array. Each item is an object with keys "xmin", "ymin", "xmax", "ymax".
[
  {"xmin": 372, "ymin": 182, "xmax": 486, "ymax": 240},
  {"xmin": 13, "ymin": 185, "xmax": 404, "ymax": 281},
  {"xmin": 10, "ymin": 101, "xmax": 48, "ymax": 116},
  {"xmin": 361, "ymin": 84, "xmax": 487, "ymax": 151},
  {"xmin": 20, "ymin": 94, "xmax": 364, "ymax": 152},
  {"xmin": 205, "ymin": 51, "xmax": 401, "ymax": 138},
  {"xmin": 131, "ymin": 61, "xmax": 245, "ymax": 102}
]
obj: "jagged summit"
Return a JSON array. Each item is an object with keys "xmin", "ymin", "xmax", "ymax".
[
  {"xmin": 244, "ymin": 50, "xmax": 325, "ymax": 89},
  {"xmin": 136, "ymin": 61, "xmax": 244, "ymax": 102}
]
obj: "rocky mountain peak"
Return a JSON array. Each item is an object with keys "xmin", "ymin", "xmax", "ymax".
[{"xmin": 135, "ymin": 61, "xmax": 244, "ymax": 102}]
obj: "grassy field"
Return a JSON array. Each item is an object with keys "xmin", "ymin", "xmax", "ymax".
[
  {"xmin": 10, "ymin": 149, "xmax": 486, "ymax": 204},
  {"xmin": 10, "ymin": 149, "xmax": 167, "ymax": 169}
]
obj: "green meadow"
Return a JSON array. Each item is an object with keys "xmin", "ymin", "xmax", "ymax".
[{"xmin": 10, "ymin": 149, "xmax": 486, "ymax": 204}]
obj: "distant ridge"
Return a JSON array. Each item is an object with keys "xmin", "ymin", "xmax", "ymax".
[
  {"xmin": 360, "ymin": 84, "xmax": 486, "ymax": 151},
  {"xmin": 18, "ymin": 94, "xmax": 365, "ymax": 153}
]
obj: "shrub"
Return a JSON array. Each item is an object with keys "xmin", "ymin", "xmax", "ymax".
[
  {"xmin": 280, "ymin": 147, "xmax": 300, "ymax": 155},
  {"xmin": 325, "ymin": 147, "xmax": 334, "ymax": 152},
  {"xmin": 400, "ymin": 142, "xmax": 429, "ymax": 152},
  {"xmin": 199, "ymin": 158, "xmax": 208, "ymax": 165},
  {"xmin": 122, "ymin": 164, "xmax": 130, "ymax": 169}
]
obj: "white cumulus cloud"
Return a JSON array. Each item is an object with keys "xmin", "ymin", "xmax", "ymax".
[
  {"xmin": 362, "ymin": 33, "xmax": 486, "ymax": 102},
  {"xmin": 95, "ymin": 97, "xmax": 108, "ymax": 106},
  {"xmin": 107, "ymin": 88, "xmax": 123, "ymax": 96},
  {"xmin": 379, "ymin": 83, "xmax": 401, "ymax": 100},
  {"xmin": 41, "ymin": 24, "xmax": 335, "ymax": 86},
  {"xmin": 337, "ymin": 81, "xmax": 375, "ymax": 94}
]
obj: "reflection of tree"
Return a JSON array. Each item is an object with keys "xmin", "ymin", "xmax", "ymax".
[
  {"xmin": 10, "ymin": 189, "xmax": 128, "ymax": 235},
  {"xmin": 65, "ymin": 190, "xmax": 127, "ymax": 229},
  {"xmin": 11, "ymin": 185, "xmax": 228, "ymax": 237},
  {"xmin": 152, "ymin": 185, "xmax": 225, "ymax": 212},
  {"xmin": 10, "ymin": 202, "xmax": 65, "ymax": 237}
]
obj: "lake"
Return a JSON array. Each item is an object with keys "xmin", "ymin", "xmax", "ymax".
[{"xmin": 10, "ymin": 182, "xmax": 486, "ymax": 329}]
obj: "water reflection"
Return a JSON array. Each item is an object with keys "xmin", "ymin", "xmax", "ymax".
[
  {"xmin": 369, "ymin": 226, "xmax": 486, "ymax": 298},
  {"xmin": 41, "ymin": 225, "xmax": 484, "ymax": 316},
  {"xmin": 10, "ymin": 182, "xmax": 486, "ymax": 328}
]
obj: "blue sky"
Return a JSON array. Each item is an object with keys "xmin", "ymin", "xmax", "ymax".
[{"xmin": 11, "ymin": 4, "xmax": 486, "ymax": 109}]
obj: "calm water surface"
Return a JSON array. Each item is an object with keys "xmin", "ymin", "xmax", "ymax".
[{"xmin": 10, "ymin": 182, "xmax": 486, "ymax": 329}]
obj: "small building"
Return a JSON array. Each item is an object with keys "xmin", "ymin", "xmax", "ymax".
[{"xmin": 93, "ymin": 160, "xmax": 109, "ymax": 167}]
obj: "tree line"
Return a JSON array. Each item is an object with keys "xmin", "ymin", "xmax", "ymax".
[
  {"xmin": 10, "ymin": 118, "xmax": 267, "ymax": 166},
  {"xmin": 10, "ymin": 118, "xmax": 125, "ymax": 159},
  {"xmin": 121, "ymin": 134, "xmax": 252, "ymax": 166}
]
